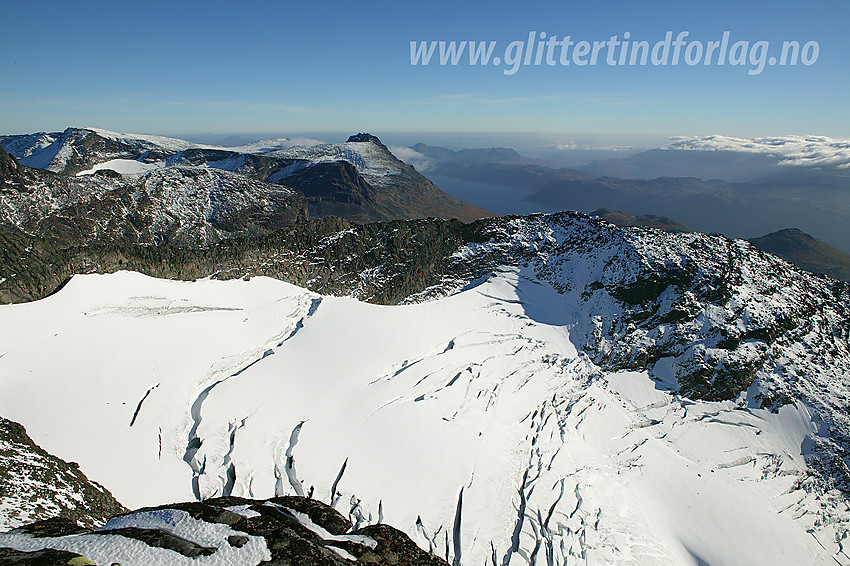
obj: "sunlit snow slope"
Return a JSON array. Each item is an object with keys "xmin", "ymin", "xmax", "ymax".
[{"xmin": 0, "ymin": 269, "xmax": 846, "ymax": 565}]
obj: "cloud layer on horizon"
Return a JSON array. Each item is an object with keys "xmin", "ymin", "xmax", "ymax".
[{"xmin": 668, "ymin": 135, "xmax": 850, "ymax": 168}]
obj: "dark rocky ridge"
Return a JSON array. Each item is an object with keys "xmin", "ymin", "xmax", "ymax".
[
  {"xmin": 288, "ymin": 160, "xmax": 382, "ymax": 222},
  {"xmin": 0, "ymin": 215, "xmax": 483, "ymax": 306},
  {"xmin": 0, "ymin": 546, "xmax": 89, "ymax": 565},
  {"xmin": 0, "ymin": 146, "xmax": 38, "ymax": 191},
  {"xmin": 170, "ymin": 147, "xmax": 294, "ymax": 181},
  {"xmin": 347, "ymin": 133, "xmax": 385, "ymax": 145}
]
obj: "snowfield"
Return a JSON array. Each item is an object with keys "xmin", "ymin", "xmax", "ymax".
[
  {"xmin": 0, "ymin": 270, "xmax": 846, "ymax": 565},
  {"xmin": 0, "ymin": 507, "xmax": 271, "ymax": 566},
  {"xmin": 75, "ymin": 158, "xmax": 165, "ymax": 176}
]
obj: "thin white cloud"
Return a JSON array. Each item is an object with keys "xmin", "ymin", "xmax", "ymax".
[
  {"xmin": 389, "ymin": 145, "xmax": 432, "ymax": 171},
  {"xmin": 279, "ymin": 137, "xmax": 325, "ymax": 148},
  {"xmin": 226, "ymin": 136, "xmax": 327, "ymax": 153},
  {"xmin": 434, "ymin": 93, "xmax": 482, "ymax": 100}
]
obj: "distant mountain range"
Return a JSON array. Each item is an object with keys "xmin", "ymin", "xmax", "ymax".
[
  {"xmin": 0, "ymin": 128, "xmax": 490, "ymax": 247},
  {"xmin": 406, "ymin": 139, "xmax": 850, "ymax": 256},
  {"xmin": 588, "ymin": 208, "xmax": 692, "ymax": 233},
  {"xmin": 523, "ymin": 174, "xmax": 850, "ymax": 251},
  {"xmin": 4, "ymin": 128, "xmax": 849, "ymax": 283},
  {"xmin": 409, "ymin": 142, "xmax": 543, "ymax": 168}
]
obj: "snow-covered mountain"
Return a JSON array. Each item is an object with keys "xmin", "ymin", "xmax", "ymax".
[
  {"xmin": 1, "ymin": 212, "xmax": 849, "ymax": 565},
  {"xmin": 0, "ymin": 129, "xmax": 490, "ymax": 240},
  {"xmin": 0, "ymin": 158, "xmax": 308, "ymax": 247}
]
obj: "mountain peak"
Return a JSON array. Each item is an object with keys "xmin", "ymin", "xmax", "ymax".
[
  {"xmin": 768, "ymin": 227, "xmax": 809, "ymax": 237},
  {"xmin": 749, "ymin": 227, "xmax": 850, "ymax": 281},
  {"xmin": 0, "ymin": 143, "xmax": 37, "ymax": 189},
  {"xmin": 0, "ymin": 143, "xmax": 17, "ymax": 175},
  {"xmin": 347, "ymin": 132, "xmax": 383, "ymax": 145}
]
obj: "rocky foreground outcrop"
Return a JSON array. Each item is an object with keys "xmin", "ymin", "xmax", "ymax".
[{"xmin": 0, "ymin": 495, "xmax": 448, "ymax": 565}]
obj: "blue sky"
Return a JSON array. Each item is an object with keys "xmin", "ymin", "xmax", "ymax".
[{"xmin": 1, "ymin": 0, "xmax": 847, "ymax": 143}]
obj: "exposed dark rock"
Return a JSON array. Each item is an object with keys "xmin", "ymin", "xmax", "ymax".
[
  {"xmin": 346, "ymin": 133, "xmax": 384, "ymax": 145},
  {"xmin": 284, "ymin": 161, "xmax": 382, "ymax": 223},
  {"xmin": 0, "ymin": 146, "xmax": 38, "ymax": 192},
  {"xmin": 171, "ymin": 148, "xmax": 296, "ymax": 182},
  {"xmin": 16, "ymin": 517, "xmax": 87, "ymax": 538},
  {"xmin": 228, "ymin": 534, "xmax": 249, "ymax": 548},
  {"xmin": 352, "ymin": 524, "xmax": 448, "ymax": 565},
  {"xmin": 268, "ymin": 496, "xmax": 353, "ymax": 536},
  {"xmin": 0, "ymin": 215, "xmax": 486, "ymax": 306},
  {"xmin": 92, "ymin": 168, "xmax": 121, "ymax": 179},
  {"xmin": 127, "ymin": 499, "xmax": 245, "ymax": 527},
  {"xmin": 0, "ymin": 546, "xmax": 91, "ymax": 565}
]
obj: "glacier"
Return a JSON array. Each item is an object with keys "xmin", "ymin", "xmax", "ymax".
[{"xmin": 1, "ymin": 261, "xmax": 847, "ymax": 565}]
